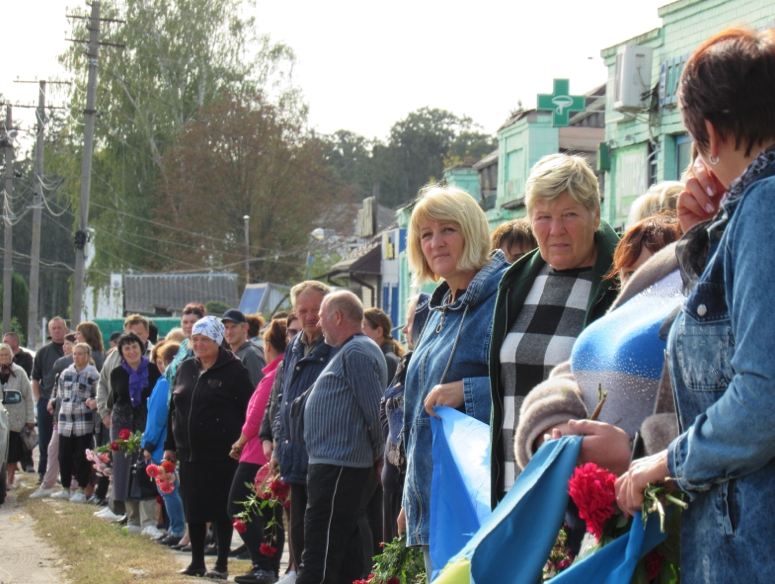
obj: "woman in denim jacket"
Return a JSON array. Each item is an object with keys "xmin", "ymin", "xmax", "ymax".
[
  {"xmin": 399, "ymin": 184, "xmax": 508, "ymax": 572},
  {"xmin": 617, "ymin": 28, "xmax": 775, "ymax": 582}
]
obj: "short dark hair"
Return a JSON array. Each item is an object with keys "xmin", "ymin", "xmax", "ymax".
[
  {"xmin": 117, "ymin": 331, "xmax": 144, "ymax": 357},
  {"xmin": 680, "ymin": 27, "xmax": 775, "ymax": 157}
]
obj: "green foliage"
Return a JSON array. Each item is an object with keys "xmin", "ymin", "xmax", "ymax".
[
  {"xmin": 9, "ymin": 318, "xmax": 26, "ymax": 347},
  {"xmin": 0, "ymin": 272, "xmax": 30, "ymax": 338},
  {"xmin": 365, "ymin": 535, "xmax": 426, "ymax": 584},
  {"xmin": 205, "ymin": 300, "xmax": 231, "ymax": 315}
]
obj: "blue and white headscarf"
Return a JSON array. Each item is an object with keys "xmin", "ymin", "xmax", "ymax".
[{"xmin": 191, "ymin": 316, "xmax": 224, "ymax": 346}]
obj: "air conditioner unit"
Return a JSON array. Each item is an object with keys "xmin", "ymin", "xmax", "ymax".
[{"xmin": 614, "ymin": 45, "xmax": 653, "ymax": 112}]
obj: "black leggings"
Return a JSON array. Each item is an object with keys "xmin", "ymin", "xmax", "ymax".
[
  {"xmin": 58, "ymin": 433, "xmax": 93, "ymax": 490},
  {"xmin": 189, "ymin": 520, "xmax": 233, "ymax": 569}
]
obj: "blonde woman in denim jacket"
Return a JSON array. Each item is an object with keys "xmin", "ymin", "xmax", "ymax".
[
  {"xmin": 617, "ymin": 28, "xmax": 775, "ymax": 583},
  {"xmin": 399, "ymin": 184, "xmax": 508, "ymax": 573}
]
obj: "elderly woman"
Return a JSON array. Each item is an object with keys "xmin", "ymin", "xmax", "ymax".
[
  {"xmin": 616, "ymin": 28, "xmax": 775, "ymax": 581},
  {"xmin": 49, "ymin": 343, "xmax": 100, "ymax": 502},
  {"xmin": 489, "ymin": 153, "xmax": 620, "ymax": 501},
  {"xmin": 363, "ymin": 307, "xmax": 405, "ymax": 383},
  {"xmin": 110, "ymin": 332, "xmax": 161, "ymax": 531},
  {"xmin": 165, "ymin": 316, "xmax": 253, "ymax": 580},
  {"xmin": 0, "ymin": 343, "xmax": 34, "ymax": 491},
  {"xmin": 401, "ymin": 184, "xmax": 508, "ymax": 571}
]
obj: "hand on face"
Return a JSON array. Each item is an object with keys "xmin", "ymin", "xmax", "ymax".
[{"xmin": 676, "ymin": 158, "xmax": 726, "ymax": 233}]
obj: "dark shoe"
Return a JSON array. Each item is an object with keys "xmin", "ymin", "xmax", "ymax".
[
  {"xmin": 234, "ymin": 567, "xmax": 277, "ymax": 584},
  {"xmin": 229, "ymin": 543, "xmax": 247, "ymax": 557},
  {"xmin": 157, "ymin": 534, "xmax": 183, "ymax": 546},
  {"xmin": 203, "ymin": 544, "xmax": 218, "ymax": 556},
  {"xmin": 204, "ymin": 565, "xmax": 228, "ymax": 580},
  {"xmin": 171, "ymin": 542, "xmax": 188, "ymax": 551},
  {"xmin": 178, "ymin": 565, "xmax": 206, "ymax": 577},
  {"xmin": 180, "ymin": 545, "xmax": 192, "ymax": 553}
]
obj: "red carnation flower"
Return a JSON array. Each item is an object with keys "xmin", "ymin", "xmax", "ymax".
[
  {"xmin": 387, "ymin": 577, "xmax": 400, "ymax": 584},
  {"xmin": 567, "ymin": 462, "xmax": 618, "ymax": 542},
  {"xmin": 158, "ymin": 480, "xmax": 175, "ymax": 494},
  {"xmin": 283, "ymin": 500, "xmax": 291, "ymax": 510},
  {"xmin": 233, "ymin": 519, "xmax": 248, "ymax": 534},
  {"xmin": 110, "ymin": 441, "xmax": 120, "ymax": 452},
  {"xmin": 156, "ymin": 495, "xmax": 164, "ymax": 505},
  {"xmin": 261, "ymin": 490, "xmax": 272, "ymax": 500},
  {"xmin": 259, "ymin": 543, "xmax": 277, "ymax": 557},
  {"xmin": 645, "ymin": 549, "xmax": 664, "ymax": 581},
  {"xmin": 161, "ymin": 460, "xmax": 176, "ymax": 474},
  {"xmin": 146, "ymin": 464, "xmax": 160, "ymax": 478},
  {"xmin": 118, "ymin": 429, "xmax": 131, "ymax": 441},
  {"xmin": 269, "ymin": 479, "xmax": 291, "ymax": 501}
]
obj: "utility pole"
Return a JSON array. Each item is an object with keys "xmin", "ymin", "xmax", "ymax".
[
  {"xmin": 243, "ymin": 215, "xmax": 250, "ymax": 286},
  {"xmin": 71, "ymin": 1, "xmax": 102, "ymax": 328},
  {"xmin": 28, "ymin": 82, "xmax": 45, "ymax": 348},
  {"xmin": 2, "ymin": 106, "xmax": 14, "ymax": 336}
]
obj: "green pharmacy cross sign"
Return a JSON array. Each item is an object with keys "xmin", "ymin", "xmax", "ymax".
[{"xmin": 537, "ymin": 79, "xmax": 586, "ymax": 127}]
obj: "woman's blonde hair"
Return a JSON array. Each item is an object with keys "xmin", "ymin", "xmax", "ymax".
[
  {"xmin": 407, "ymin": 184, "xmax": 491, "ymax": 286},
  {"xmin": 627, "ymin": 181, "xmax": 684, "ymax": 227},
  {"xmin": 525, "ymin": 154, "xmax": 600, "ymax": 217}
]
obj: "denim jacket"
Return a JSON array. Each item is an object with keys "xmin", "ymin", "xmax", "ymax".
[
  {"xmin": 272, "ymin": 334, "xmax": 337, "ymax": 485},
  {"xmin": 667, "ymin": 157, "xmax": 775, "ymax": 583},
  {"xmin": 402, "ymin": 250, "xmax": 508, "ymax": 546}
]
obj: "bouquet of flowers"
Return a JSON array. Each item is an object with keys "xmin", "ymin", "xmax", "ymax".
[
  {"xmin": 232, "ymin": 466, "xmax": 291, "ymax": 559},
  {"xmin": 543, "ymin": 462, "xmax": 686, "ymax": 583},
  {"xmin": 146, "ymin": 460, "xmax": 177, "ymax": 494},
  {"xmin": 85, "ymin": 449, "xmax": 113, "ymax": 478},
  {"xmin": 354, "ymin": 534, "xmax": 427, "ymax": 584},
  {"xmin": 96, "ymin": 429, "xmax": 143, "ymax": 456}
]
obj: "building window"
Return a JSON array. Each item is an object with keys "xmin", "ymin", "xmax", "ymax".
[
  {"xmin": 648, "ymin": 143, "xmax": 658, "ymax": 186},
  {"xmin": 676, "ymin": 135, "xmax": 694, "ymax": 180}
]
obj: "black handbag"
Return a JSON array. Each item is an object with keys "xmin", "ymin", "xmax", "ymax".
[{"xmin": 129, "ymin": 458, "xmax": 158, "ymax": 500}]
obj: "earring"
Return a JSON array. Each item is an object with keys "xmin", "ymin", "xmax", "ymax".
[{"xmin": 709, "ymin": 155, "xmax": 720, "ymax": 165}]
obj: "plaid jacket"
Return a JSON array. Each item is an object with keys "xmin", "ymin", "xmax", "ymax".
[{"xmin": 56, "ymin": 364, "xmax": 100, "ymax": 437}]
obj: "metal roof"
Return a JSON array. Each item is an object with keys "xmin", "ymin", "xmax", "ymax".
[{"xmin": 124, "ymin": 273, "xmax": 240, "ymax": 315}]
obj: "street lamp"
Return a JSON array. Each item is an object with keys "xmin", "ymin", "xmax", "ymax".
[{"xmin": 243, "ymin": 215, "xmax": 250, "ymax": 285}]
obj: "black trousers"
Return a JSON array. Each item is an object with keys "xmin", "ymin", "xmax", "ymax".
[
  {"xmin": 290, "ymin": 481, "xmax": 308, "ymax": 571},
  {"xmin": 58, "ymin": 433, "xmax": 93, "ymax": 489},
  {"xmin": 382, "ymin": 490, "xmax": 402, "ymax": 544},
  {"xmin": 296, "ymin": 464, "xmax": 372, "ymax": 584},
  {"xmin": 228, "ymin": 462, "xmax": 285, "ymax": 574}
]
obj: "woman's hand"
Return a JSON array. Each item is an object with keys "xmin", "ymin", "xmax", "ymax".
[
  {"xmin": 615, "ymin": 450, "xmax": 670, "ymax": 517},
  {"xmin": 26, "ymin": 422, "xmax": 36, "ymax": 429},
  {"xmin": 85, "ymin": 398, "xmax": 97, "ymax": 410},
  {"xmin": 677, "ymin": 159, "xmax": 726, "ymax": 233},
  {"xmin": 424, "ymin": 380, "xmax": 465, "ymax": 417},
  {"xmin": 229, "ymin": 441, "xmax": 243, "ymax": 460},
  {"xmin": 163, "ymin": 449, "xmax": 177, "ymax": 464},
  {"xmin": 102, "ymin": 415, "xmax": 111, "ymax": 430},
  {"xmin": 538, "ymin": 419, "xmax": 632, "ymax": 476},
  {"xmin": 262, "ymin": 440, "xmax": 274, "ymax": 461},
  {"xmin": 47, "ymin": 402, "xmax": 54, "ymax": 415},
  {"xmin": 397, "ymin": 507, "xmax": 406, "ymax": 535},
  {"xmin": 143, "ymin": 449, "xmax": 152, "ymax": 461}
]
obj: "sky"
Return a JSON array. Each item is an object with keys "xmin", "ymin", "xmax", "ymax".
[{"xmin": 2, "ymin": 0, "xmax": 669, "ymax": 143}]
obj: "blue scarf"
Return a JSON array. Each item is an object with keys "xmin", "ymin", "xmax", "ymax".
[{"xmin": 122, "ymin": 356, "xmax": 150, "ymax": 407}]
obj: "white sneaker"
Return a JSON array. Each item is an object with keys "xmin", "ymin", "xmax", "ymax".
[
  {"xmin": 29, "ymin": 487, "xmax": 54, "ymax": 499},
  {"xmin": 69, "ymin": 492, "xmax": 87, "ymax": 503},
  {"xmin": 51, "ymin": 490, "xmax": 72, "ymax": 500},
  {"xmin": 141, "ymin": 526, "xmax": 165, "ymax": 539},
  {"xmin": 277, "ymin": 572, "xmax": 297, "ymax": 584},
  {"xmin": 95, "ymin": 509, "xmax": 124, "ymax": 521},
  {"xmin": 123, "ymin": 525, "xmax": 142, "ymax": 534}
]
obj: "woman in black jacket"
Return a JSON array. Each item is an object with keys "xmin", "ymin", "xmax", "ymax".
[
  {"xmin": 164, "ymin": 316, "xmax": 253, "ymax": 580},
  {"xmin": 110, "ymin": 332, "xmax": 161, "ymax": 533}
]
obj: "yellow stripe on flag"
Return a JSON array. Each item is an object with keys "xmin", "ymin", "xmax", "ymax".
[{"xmin": 433, "ymin": 557, "xmax": 471, "ymax": 584}]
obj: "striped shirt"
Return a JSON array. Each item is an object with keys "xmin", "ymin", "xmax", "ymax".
[
  {"xmin": 304, "ymin": 334, "xmax": 387, "ymax": 468},
  {"xmin": 500, "ymin": 264, "xmax": 593, "ymax": 490}
]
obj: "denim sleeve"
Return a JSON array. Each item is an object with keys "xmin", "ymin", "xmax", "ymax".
[
  {"xmin": 463, "ymin": 376, "xmax": 492, "ymax": 424},
  {"xmin": 669, "ymin": 182, "xmax": 775, "ymax": 492},
  {"xmin": 142, "ymin": 379, "xmax": 169, "ymax": 452}
]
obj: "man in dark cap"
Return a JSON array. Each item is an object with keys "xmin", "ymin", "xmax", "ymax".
[{"xmin": 223, "ymin": 309, "xmax": 266, "ymax": 386}]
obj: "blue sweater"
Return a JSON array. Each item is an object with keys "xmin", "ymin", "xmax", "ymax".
[
  {"xmin": 303, "ymin": 334, "xmax": 387, "ymax": 468},
  {"xmin": 141, "ymin": 376, "xmax": 170, "ymax": 463}
]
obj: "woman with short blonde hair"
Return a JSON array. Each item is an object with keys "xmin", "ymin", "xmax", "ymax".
[
  {"xmin": 402, "ymin": 183, "xmax": 508, "ymax": 572},
  {"xmin": 525, "ymin": 153, "xmax": 600, "ymax": 215},
  {"xmin": 407, "ymin": 184, "xmax": 492, "ymax": 286}
]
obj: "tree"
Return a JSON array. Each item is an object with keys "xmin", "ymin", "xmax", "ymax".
[
  {"xmin": 0, "ymin": 272, "xmax": 30, "ymax": 337},
  {"xmin": 58, "ymin": 0, "xmax": 301, "ymax": 285},
  {"xmin": 157, "ymin": 91, "xmax": 347, "ymax": 285}
]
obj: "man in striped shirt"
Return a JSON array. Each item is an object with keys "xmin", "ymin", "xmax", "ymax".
[{"xmin": 297, "ymin": 291, "xmax": 387, "ymax": 584}]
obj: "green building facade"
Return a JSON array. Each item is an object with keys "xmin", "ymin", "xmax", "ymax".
[{"xmin": 600, "ymin": 0, "xmax": 775, "ymax": 228}]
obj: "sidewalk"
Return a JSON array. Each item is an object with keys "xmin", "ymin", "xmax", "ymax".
[{"xmin": 0, "ymin": 486, "xmax": 66, "ymax": 584}]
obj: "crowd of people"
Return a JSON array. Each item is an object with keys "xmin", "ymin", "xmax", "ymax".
[{"xmin": 3, "ymin": 25, "xmax": 774, "ymax": 584}]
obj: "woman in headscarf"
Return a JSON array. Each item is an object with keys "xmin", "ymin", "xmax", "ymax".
[
  {"xmin": 0, "ymin": 343, "xmax": 34, "ymax": 491},
  {"xmin": 165, "ymin": 316, "xmax": 254, "ymax": 580}
]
